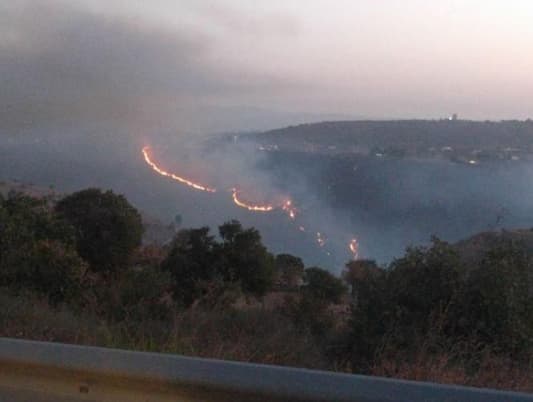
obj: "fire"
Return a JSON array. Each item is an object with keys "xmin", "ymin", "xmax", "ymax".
[
  {"xmin": 142, "ymin": 147, "xmax": 216, "ymax": 193},
  {"xmin": 231, "ymin": 188, "xmax": 274, "ymax": 212},
  {"xmin": 141, "ymin": 145, "xmax": 363, "ymax": 260},
  {"xmin": 349, "ymin": 238, "xmax": 359, "ymax": 259},
  {"xmin": 316, "ymin": 232, "xmax": 326, "ymax": 247},
  {"xmin": 282, "ymin": 199, "xmax": 297, "ymax": 219}
]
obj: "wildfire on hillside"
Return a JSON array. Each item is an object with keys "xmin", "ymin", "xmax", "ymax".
[{"xmin": 142, "ymin": 145, "xmax": 360, "ymax": 261}]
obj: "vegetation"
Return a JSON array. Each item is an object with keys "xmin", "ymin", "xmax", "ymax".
[
  {"xmin": 55, "ymin": 188, "xmax": 143, "ymax": 275},
  {"xmin": 0, "ymin": 189, "xmax": 532, "ymax": 392}
]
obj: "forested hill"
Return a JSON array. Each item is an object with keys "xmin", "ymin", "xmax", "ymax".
[{"xmin": 248, "ymin": 119, "xmax": 533, "ymax": 158}]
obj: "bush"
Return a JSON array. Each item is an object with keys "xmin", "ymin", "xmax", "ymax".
[
  {"xmin": 55, "ymin": 188, "xmax": 143, "ymax": 274},
  {"xmin": 451, "ymin": 244, "xmax": 533, "ymax": 354},
  {"xmin": 162, "ymin": 220, "xmax": 275, "ymax": 306},
  {"xmin": 115, "ymin": 267, "xmax": 173, "ymax": 321},
  {"xmin": 274, "ymin": 254, "xmax": 304, "ymax": 290},
  {"xmin": 343, "ymin": 260, "xmax": 386, "ymax": 370},
  {"xmin": 385, "ymin": 238, "xmax": 462, "ymax": 337},
  {"xmin": 161, "ymin": 227, "xmax": 218, "ymax": 306},
  {"xmin": 0, "ymin": 193, "xmax": 84, "ymax": 305},
  {"xmin": 218, "ymin": 220, "xmax": 275, "ymax": 297},
  {"xmin": 302, "ymin": 267, "xmax": 347, "ymax": 304}
]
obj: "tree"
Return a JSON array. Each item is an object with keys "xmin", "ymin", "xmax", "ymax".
[
  {"xmin": 162, "ymin": 221, "xmax": 275, "ymax": 305},
  {"xmin": 451, "ymin": 243, "xmax": 533, "ymax": 353},
  {"xmin": 12, "ymin": 240, "xmax": 86, "ymax": 306},
  {"xmin": 343, "ymin": 259, "xmax": 383, "ymax": 301},
  {"xmin": 275, "ymin": 254, "xmax": 304, "ymax": 290},
  {"xmin": 218, "ymin": 220, "xmax": 275, "ymax": 297},
  {"xmin": 385, "ymin": 237, "xmax": 462, "ymax": 335},
  {"xmin": 343, "ymin": 260, "xmax": 386, "ymax": 370},
  {"xmin": 55, "ymin": 188, "xmax": 143, "ymax": 274},
  {"xmin": 0, "ymin": 193, "xmax": 83, "ymax": 305},
  {"xmin": 302, "ymin": 267, "xmax": 347, "ymax": 305},
  {"xmin": 161, "ymin": 227, "xmax": 218, "ymax": 306},
  {"xmin": 283, "ymin": 267, "xmax": 346, "ymax": 340}
]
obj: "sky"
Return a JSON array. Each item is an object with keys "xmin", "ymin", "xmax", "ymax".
[{"xmin": 2, "ymin": 0, "xmax": 533, "ymax": 135}]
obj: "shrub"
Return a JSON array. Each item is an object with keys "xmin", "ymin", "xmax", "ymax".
[{"xmin": 55, "ymin": 188, "xmax": 143, "ymax": 274}]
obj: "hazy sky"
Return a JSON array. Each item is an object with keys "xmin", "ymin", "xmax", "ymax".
[{"xmin": 2, "ymin": 0, "xmax": 533, "ymax": 134}]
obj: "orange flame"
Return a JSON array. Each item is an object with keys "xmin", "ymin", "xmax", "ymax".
[
  {"xmin": 282, "ymin": 199, "xmax": 297, "ymax": 219},
  {"xmin": 231, "ymin": 188, "xmax": 274, "ymax": 212},
  {"xmin": 349, "ymin": 238, "xmax": 359, "ymax": 259},
  {"xmin": 142, "ymin": 146, "xmax": 216, "ymax": 193}
]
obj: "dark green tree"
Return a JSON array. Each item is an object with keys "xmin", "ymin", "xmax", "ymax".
[
  {"xmin": 55, "ymin": 188, "xmax": 143, "ymax": 274},
  {"xmin": 218, "ymin": 220, "xmax": 275, "ymax": 297},
  {"xmin": 15, "ymin": 240, "xmax": 86, "ymax": 305},
  {"xmin": 385, "ymin": 237, "xmax": 462, "ymax": 336},
  {"xmin": 284, "ymin": 267, "xmax": 346, "ymax": 341},
  {"xmin": 0, "ymin": 193, "xmax": 84, "ymax": 305},
  {"xmin": 451, "ymin": 243, "xmax": 533, "ymax": 353},
  {"xmin": 161, "ymin": 227, "xmax": 218, "ymax": 306},
  {"xmin": 301, "ymin": 267, "xmax": 347, "ymax": 304}
]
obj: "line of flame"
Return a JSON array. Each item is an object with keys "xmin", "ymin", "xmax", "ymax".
[
  {"xmin": 349, "ymin": 238, "xmax": 359, "ymax": 259},
  {"xmin": 231, "ymin": 188, "xmax": 274, "ymax": 212},
  {"xmin": 142, "ymin": 146, "xmax": 216, "ymax": 193}
]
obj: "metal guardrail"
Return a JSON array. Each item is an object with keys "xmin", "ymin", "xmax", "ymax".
[{"xmin": 0, "ymin": 337, "xmax": 532, "ymax": 402}]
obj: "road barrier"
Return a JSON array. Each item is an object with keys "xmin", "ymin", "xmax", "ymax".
[{"xmin": 0, "ymin": 337, "xmax": 532, "ymax": 401}]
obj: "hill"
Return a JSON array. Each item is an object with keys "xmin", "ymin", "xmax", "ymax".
[{"xmin": 248, "ymin": 119, "xmax": 533, "ymax": 161}]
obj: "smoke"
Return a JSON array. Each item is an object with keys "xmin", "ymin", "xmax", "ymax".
[{"xmin": 0, "ymin": 0, "xmax": 308, "ymax": 138}]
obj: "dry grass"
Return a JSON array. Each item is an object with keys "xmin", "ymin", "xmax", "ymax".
[
  {"xmin": 0, "ymin": 289, "xmax": 325, "ymax": 369},
  {"xmin": 370, "ymin": 348, "xmax": 533, "ymax": 392},
  {"xmin": 1, "ymin": 289, "xmax": 531, "ymax": 393}
]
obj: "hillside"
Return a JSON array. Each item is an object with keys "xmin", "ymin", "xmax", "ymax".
[{"xmin": 247, "ymin": 119, "xmax": 533, "ymax": 161}]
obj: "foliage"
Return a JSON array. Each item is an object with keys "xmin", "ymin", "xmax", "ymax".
[
  {"xmin": 343, "ymin": 237, "xmax": 533, "ymax": 371},
  {"xmin": 301, "ymin": 267, "xmax": 347, "ymax": 304},
  {"xmin": 450, "ymin": 243, "xmax": 533, "ymax": 353},
  {"xmin": 274, "ymin": 253, "xmax": 304, "ymax": 290},
  {"xmin": 1, "ymin": 187, "xmax": 532, "ymax": 392},
  {"xmin": 162, "ymin": 220, "xmax": 275, "ymax": 306},
  {"xmin": 0, "ymin": 192, "xmax": 75, "ymax": 253},
  {"xmin": 5, "ymin": 240, "xmax": 85, "ymax": 305},
  {"xmin": 55, "ymin": 188, "xmax": 143, "ymax": 274},
  {"xmin": 0, "ymin": 193, "xmax": 83, "ymax": 305},
  {"xmin": 385, "ymin": 238, "xmax": 462, "ymax": 336},
  {"xmin": 161, "ymin": 227, "xmax": 218, "ymax": 306},
  {"xmin": 284, "ymin": 267, "xmax": 347, "ymax": 339},
  {"xmin": 218, "ymin": 220, "xmax": 275, "ymax": 297},
  {"xmin": 114, "ymin": 267, "xmax": 173, "ymax": 321},
  {"xmin": 343, "ymin": 260, "xmax": 386, "ymax": 368}
]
